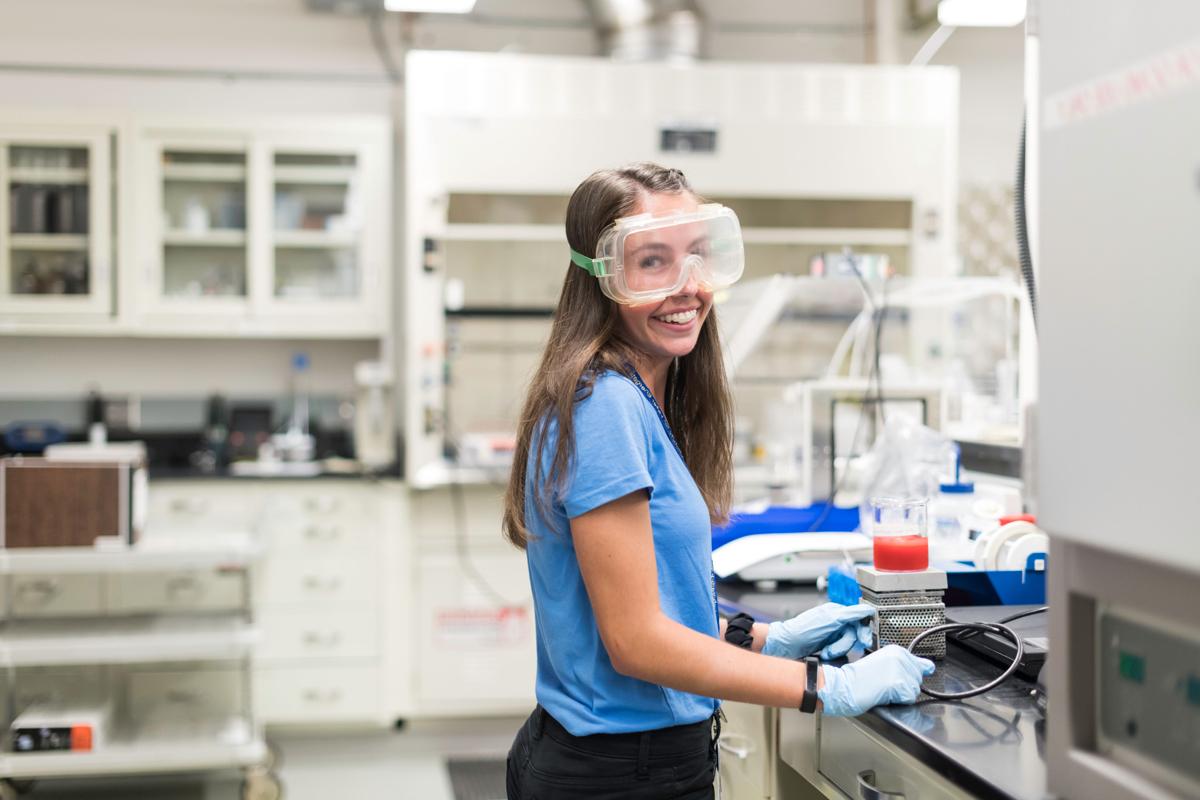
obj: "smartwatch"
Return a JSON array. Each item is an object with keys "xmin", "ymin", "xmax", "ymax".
[
  {"xmin": 724, "ymin": 613, "xmax": 755, "ymax": 650},
  {"xmin": 800, "ymin": 656, "xmax": 820, "ymax": 713}
]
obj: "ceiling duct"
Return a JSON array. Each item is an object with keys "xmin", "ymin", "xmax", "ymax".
[{"xmin": 582, "ymin": 0, "xmax": 706, "ymax": 62}]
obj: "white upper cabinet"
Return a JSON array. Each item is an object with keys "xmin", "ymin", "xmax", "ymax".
[
  {"xmin": 0, "ymin": 125, "xmax": 114, "ymax": 320},
  {"xmin": 130, "ymin": 117, "xmax": 390, "ymax": 338}
]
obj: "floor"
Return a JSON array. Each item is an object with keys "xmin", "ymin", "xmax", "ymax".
[{"xmin": 23, "ymin": 717, "xmax": 525, "ymax": 800}]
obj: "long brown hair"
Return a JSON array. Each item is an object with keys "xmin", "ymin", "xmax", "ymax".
[{"xmin": 502, "ymin": 162, "xmax": 734, "ymax": 549}]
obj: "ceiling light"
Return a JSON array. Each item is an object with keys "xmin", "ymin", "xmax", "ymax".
[
  {"xmin": 937, "ymin": 0, "xmax": 1026, "ymax": 27},
  {"xmin": 384, "ymin": 0, "xmax": 477, "ymax": 13}
]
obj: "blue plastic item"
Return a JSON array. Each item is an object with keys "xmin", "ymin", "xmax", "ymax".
[
  {"xmin": 711, "ymin": 503, "xmax": 861, "ymax": 551},
  {"xmin": 942, "ymin": 554, "xmax": 1047, "ymax": 605},
  {"xmin": 4, "ymin": 421, "xmax": 67, "ymax": 453},
  {"xmin": 826, "ymin": 563, "xmax": 863, "ymax": 605}
]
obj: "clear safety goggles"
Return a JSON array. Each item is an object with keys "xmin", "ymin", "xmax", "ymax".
[{"xmin": 570, "ymin": 204, "xmax": 744, "ymax": 305}]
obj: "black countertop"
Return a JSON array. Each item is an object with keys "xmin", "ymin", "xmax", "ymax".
[{"xmin": 718, "ymin": 584, "xmax": 1048, "ymax": 800}]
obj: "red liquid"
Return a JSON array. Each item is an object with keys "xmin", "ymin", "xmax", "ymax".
[{"xmin": 873, "ymin": 535, "xmax": 929, "ymax": 571}]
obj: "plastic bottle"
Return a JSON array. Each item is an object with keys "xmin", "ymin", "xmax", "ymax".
[{"xmin": 929, "ymin": 445, "xmax": 976, "ymax": 562}]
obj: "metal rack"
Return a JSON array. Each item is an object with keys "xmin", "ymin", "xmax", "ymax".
[{"xmin": 0, "ymin": 536, "xmax": 279, "ymax": 799}]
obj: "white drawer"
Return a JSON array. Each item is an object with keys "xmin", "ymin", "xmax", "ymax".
[
  {"xmin": 9, "ymin": 574, "xmax": 104, "ymax": 618},
  {"xmin": 108, "ymin": 569, "xmax": 246, "ymax": 613},
  {"xmin": 819, "ymin": 716, "xmax": 968, "ymax": 800},
  {"xmin": 127, "ymin": 667, "xmax": 244, "ymax": 726},
  {"xmin": 147, "ymin": 484, "xmax": 261, "ymax": 537},
  {"xmin": 261, "ymin": 486, "xmax": 376, "ymax": 526},
  {"xmin": 256, "ymin": 609, "xmax": 378, "ymax": 661},
  {"xmin": 254, "ymin": 663, "xmax": 382, "ymax": 725},
  {"xmin": 261, "ymin": 519, "xmax": 378, "ymax": 554},
  {"xmin": 415, "ymin": 551, "xmax": 535, "ymax": 708},
  {"xmin": 257, "ymin": 555, "xmax": 376, "ymax": 608},
  {"xmin": 718, "ymin": 701, "xmax": 774, "ymax": 800}
]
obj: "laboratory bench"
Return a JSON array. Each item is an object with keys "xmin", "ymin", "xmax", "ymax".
[{"xmin": 717, "ymin": 584, "xmax": 1047, "ymax": 800}]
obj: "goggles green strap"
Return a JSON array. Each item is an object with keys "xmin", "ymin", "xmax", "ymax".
[{"xmin": 570, "ymin": 248, "xmax": 608, "ymax": 277}]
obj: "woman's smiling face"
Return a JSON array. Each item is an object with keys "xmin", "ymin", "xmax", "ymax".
[{"xmin": 613, "ymin": 191, "xmax": 713, "ymax": 365}]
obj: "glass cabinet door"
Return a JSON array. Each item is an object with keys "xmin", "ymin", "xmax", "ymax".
[
  {"xmin": 1, "ymin": 132, "xmax": 111, "ymax": 313},
  {"xmin": 158, "ymin": 148, "xmax": 249, "ymax": 300},
  {"xmin": 270, "ymin": 152, "xmax": 361, "ymax": 301}
]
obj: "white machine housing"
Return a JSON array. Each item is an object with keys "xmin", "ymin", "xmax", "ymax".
[{"xmin": 1038, "ymin": 3, "xmax": 1200, "ymax": 798}]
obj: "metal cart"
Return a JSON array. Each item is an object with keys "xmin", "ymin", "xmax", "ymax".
[{"xmin": 0, "ymin": 536, "xmax": 279, "ymax": 799}]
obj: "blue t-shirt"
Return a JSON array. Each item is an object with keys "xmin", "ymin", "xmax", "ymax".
[{"xmin": 524, "ymin": 370, "xmax": 720, "ymax": 735}]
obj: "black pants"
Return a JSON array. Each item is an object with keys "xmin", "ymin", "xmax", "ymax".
[{"xmin": 506, "ymin": 705, "xmax": 718, "ymax": 800}]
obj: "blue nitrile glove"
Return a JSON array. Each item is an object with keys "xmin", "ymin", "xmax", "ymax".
[
  {"xmin": 761, "ymin": 602, "xmax": 876, "ymax": 660},
  {"xmin": 817, "ymin": 645, "xmax": 936, "ymax": 717}
]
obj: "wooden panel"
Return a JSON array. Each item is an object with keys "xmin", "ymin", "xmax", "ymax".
[{"xmin": 3, "ymin": 461, "xmax": 123, "ymax": 548}]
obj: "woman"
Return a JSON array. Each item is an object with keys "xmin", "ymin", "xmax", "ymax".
[{"xmin": 502, "ymin": 163, "xmax": 933, "ymax": 800}]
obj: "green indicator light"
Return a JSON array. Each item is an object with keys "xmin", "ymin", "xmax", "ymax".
[
  {"xmin": 1187, "ymin": 675, "xmax": 1200, "ymax": 707},
  {"xmin": 1119, "ymin": 652, "xmax": 1145, "ymax": 684}
]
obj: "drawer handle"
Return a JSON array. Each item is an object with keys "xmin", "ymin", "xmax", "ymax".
[
  {"xmin": 302, "ymin": 631, "xmax": 342, "ymax": 647},
  {"xmin": 302, "ymin": 576, "xmax": 343, "ymax": 592},
  {"xmin": 716, "ymin": 733, "xmax": 757, "ymax": 761},
  {"xmin": 302, "ymin": 688, "xmax": 343, "ymax": 703},
  {"xmin": 167, "ymin": 575, "xmax": 200, "ymax": 594},
  {"xmin": 305, "ymin": 525, "xmax": 342, "ymax": 542},
  {"xmin": 858, "ymin": 770, "xmax": 906, "ymax": 800},
  {"xmin": 305, "ymin": 496, "xmax": 340, "ymax": 514},
  {"xmin": 17, "ymin": 580, "xmax": 59, "ymax": 601},
  {"xmin": 169, "ymin": 497, "xmax": 209, "ymax": 514}
]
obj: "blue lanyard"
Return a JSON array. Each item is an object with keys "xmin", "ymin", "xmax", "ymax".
[
  {"xmin": 625, "ymin": 366, "xmax": 685, "ymax": 462},
  {"xmin": 626, "ymin": 366, "xmax": 720, "ymax": 628}
]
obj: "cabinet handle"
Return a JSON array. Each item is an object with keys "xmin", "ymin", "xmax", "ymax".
[
  {"xmin": 17, "ymin": 580, "xmax": 59, "ymax": 602},
  {"xmin": 302, "ymin": 576, "xmax": 342, "ymax": 592},
  {"xmin": 169, "ymin": 497, "xmax": 208, "ymax": 515},
  {"xmin": 167, "ymin": 575, "xmax": 200, "ymax": 595},
  {"xmin": 305, "ymin": 496, "xmax": 340, "ymax": 514},
  {"xmin": 716, "ymin": 733, "xmax": 757, "ymax": 761},
  {"xmin": 302, "ymin": 688, "xmax": 343, "ymax": 703},
  {"xmin": 858, "ymin": 770, "xmax": 906, "ymax": 800},
  {"xmin": 302, "ymin": 630, "xmax": 342, "ymax": 647},
  {"xmin": 305, "ymin": 525, "xmax": 341, "ymax": 542}
]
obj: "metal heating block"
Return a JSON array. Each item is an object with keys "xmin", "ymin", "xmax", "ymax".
[{"xmin": 857, "ymin": 566, "xmax": 948, "ymax": 659}]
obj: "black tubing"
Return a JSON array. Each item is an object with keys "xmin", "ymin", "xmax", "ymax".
[
  {"xmin": 908, "ymin": 622, "xmax": 1026, "ymax": 700},
  {"xmin": 1015, "ymin": 114, "xmax": 1039, "ymax": 331}
]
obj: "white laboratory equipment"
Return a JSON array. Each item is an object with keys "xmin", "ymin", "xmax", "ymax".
[{"xmin": 1038, "ymin": 2, "xmax": 1200, "ymax": 798}]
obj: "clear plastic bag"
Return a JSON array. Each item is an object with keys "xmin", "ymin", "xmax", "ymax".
[{"xmin": 858, "ymin": 417, "xmax": 955, "ymax": 536}]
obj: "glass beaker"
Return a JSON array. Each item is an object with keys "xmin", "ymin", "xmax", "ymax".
[{"xmin": 869, "ymin": 496, "xmax": 929, "ymax": 571}]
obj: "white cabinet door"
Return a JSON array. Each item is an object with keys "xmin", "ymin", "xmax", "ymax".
[
  {"xmin": 129, "ymin": 118, "xmax": 389, "ymax": 337},
  {"xmin": 255, "ymin": 133, "xmax": 388, "ymax": 336},
  {"xmin": 132, "ymin": 130, "xmax": 256, "ymax": 327},
  {"xmin": 414, "ymin": 547, "xmax": 536, "ymax": 713},
  {"xmin": 0, "ymin": 125, "xmax": 113, "ymax": 318}
]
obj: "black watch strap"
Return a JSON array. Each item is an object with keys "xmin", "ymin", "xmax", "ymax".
[
  {"xmin": 800, "ymin": 656, "xmax": 820, "ymax": 713},
  {"xmin": 724, "ymin": 613, "xmax": 755, "ymax": 650}
]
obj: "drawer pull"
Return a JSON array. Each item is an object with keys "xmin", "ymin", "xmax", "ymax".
[
  {"xmin": 302, "ymin": 688, "xmax": 343, "ymax": 703},
  {"xmin": 169, "ymin": 497, "xmax": 209, "ymax": 515},
  {"xmin": 167, "ymin": 575, "xmax": 200, "ymax": 595},
  {"xmin": 305, "ymin": 525, "xmax": 342, "ymax": 542},
  {"xmin": 302, "ymin": 631, "xmax": 342, "ymax": 647},
  {"xmin": 16, "ymin": 580, "xmax": 59, "ymax": 602},
  {"xmin": 302, "ymin": 576, "xmax": 343, "ymax": 592},
  {"xmin": 716, "ymin": 733, "xmax": 756, "ymax": 761},
  {"xmin": 858, "ymin": 770, "xmax": 906, "ymax": 800},
  {"xmin": 305, "ymin": 496, "xmax": 340, "ymax": 514}
]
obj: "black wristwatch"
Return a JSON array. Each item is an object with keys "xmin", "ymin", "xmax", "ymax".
[
  {"xmin": 724, "ymin": 613, "xmax": 755, "ymax": 650},
  {"xmin": 800, "ymin": 656, "xmax": 820, "ymax": 713}
]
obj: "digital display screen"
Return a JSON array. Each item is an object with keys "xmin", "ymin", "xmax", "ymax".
[
  {"xmin": 1187, "ymin": 675, "xmax": 1200, "ymax": 707},
  {"xmin": 1118, "ymin": 651, "xmax": 1146, "ymax": 684}
]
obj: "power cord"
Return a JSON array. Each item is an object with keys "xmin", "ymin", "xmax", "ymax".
[
  {"xmin": 908, "ymin": 607, "xmax": 1048, "ymax": 700},
  {"xmin": 449, "ymin": 478, "xmax": 526, "ymax": 609},
  {"xmin": 805, "ymin": 254, "xmax": 889, "ymax": 533}
]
